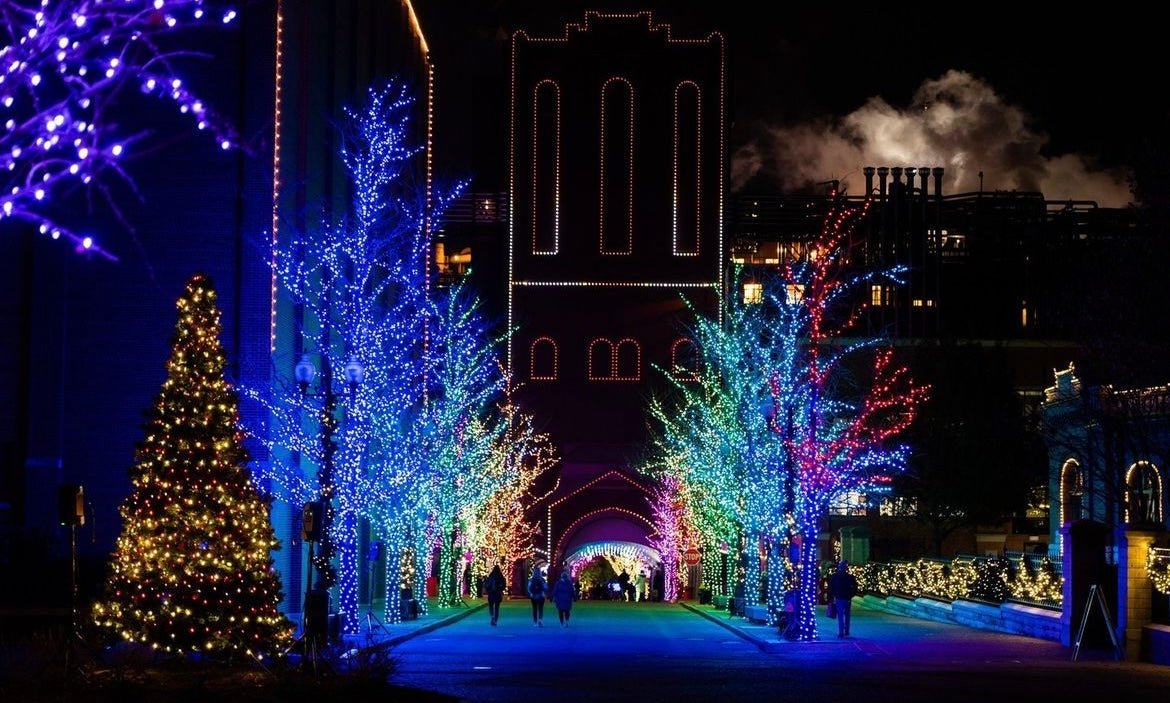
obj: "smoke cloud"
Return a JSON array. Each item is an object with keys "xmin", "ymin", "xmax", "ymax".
[{"xmin": 730, "ymin": 70, "xmax": 1133, "ymax": 208}]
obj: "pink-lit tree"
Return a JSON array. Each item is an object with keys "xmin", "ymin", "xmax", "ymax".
[
  {"xmin": 0, "ymin": 0, "xmax": 239, "ymax": 260},
  {"xmin": 770, "ymin": 192, "xmax": 930, "ymax": 640},
  {"xmin": 647, "ymin": 190, "xmax": 928, "ymax": 640}
]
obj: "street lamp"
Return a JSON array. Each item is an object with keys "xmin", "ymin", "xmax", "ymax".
[{"xmin": 294, "ymin": 351, "xmax": 364, "ymax": 593}]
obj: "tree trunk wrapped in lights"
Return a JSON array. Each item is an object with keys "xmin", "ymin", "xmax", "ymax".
[{"xmin": 646, "ymin": 191, "xmax": 928, "ymax": 641}]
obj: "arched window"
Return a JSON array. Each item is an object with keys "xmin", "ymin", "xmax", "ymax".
[
  {"xmin": 614, "ymin": 338, "xmax": 641, "ymax": 381},
  {"xmin": 532, "ymin": 80, "xmax": 561, "ymax": 255},
  {"xmin": 530, "ymin": 336, "xmax": 558, "ymax": 381},
  {"xmin": 670, "ymin": 337, "xmax": 699, "ymax": 382},
  {"xmin": 1125, "ymin": 461, "xmax": 1162, "ymax": 525},
  {"xmin": 672, "ymin": 80, "xmax": 701, "ymax": 256},
  {"xmin": 587, "ymin": 337, "xmax": 641, "ymax": 381},
  {"xmin": 599, "ymin": 77, "xmax": 634, "ymax": 255},
  {"xmin": 588, "ymin": 338, "xmax": 615, "ymax": 380},
  {"xmin": 1059, "ymin": 459, "xmax": 1083, "ymax": 526}
]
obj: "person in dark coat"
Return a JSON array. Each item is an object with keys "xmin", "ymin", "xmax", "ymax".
[
  {"xmin": 552, "ymin": 571, "xmax": 576, "ymax": 627},
  {"xmin": 483, "ymin": 564, "xmax": 506, "ymax": 626},
  {"xmin": 527, "ymin": 568, "xmax": 547, "ymax": 627},
  {"xmin": 827, "ymin": 560, "xmax": 859, "ymax": 637}
]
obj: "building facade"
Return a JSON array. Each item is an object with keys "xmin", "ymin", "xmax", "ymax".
[{"xmin": 506, "ymin": 11, "xmax": 726, "ymax": 574}]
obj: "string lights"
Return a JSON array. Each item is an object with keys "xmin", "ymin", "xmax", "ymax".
[
  {"xmin": 645, "ymin": 191, "xmax": 928, "ymax": 641},
  {"xmin": 0, "ymin": 0, "xmax": 240, "ymax": 260},
  {"xmin": 92, "ymin": 273, "xmax": 292, "ymax": 659}
]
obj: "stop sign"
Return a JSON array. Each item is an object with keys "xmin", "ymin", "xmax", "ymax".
[{"xmin": 683, "ymin": 548, "xmax": 701, "ymax": 565}]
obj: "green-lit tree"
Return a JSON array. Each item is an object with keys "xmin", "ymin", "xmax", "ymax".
[
  {"xmin": 92, "ymin": 273, "xmax": 293, "ymax": 660},
  {"xmin": 647, "ymin": 192, "xmax": 928, "ymax": 642}
]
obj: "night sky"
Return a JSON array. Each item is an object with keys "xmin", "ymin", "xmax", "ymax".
[
  {"xmin": 6, "ymin": 1, "xmax": 1164, "ymax": 581},
  {"xmin": 414, "ymin": 1, "xmax": 1163, "ymax": 207}
]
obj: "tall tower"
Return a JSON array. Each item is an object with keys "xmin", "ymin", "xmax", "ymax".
[{"xmin": 507, "ymin": 12, "xmax": 725, "ymax": 566}]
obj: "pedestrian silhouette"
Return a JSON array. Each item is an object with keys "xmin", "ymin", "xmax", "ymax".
[
  {"xmin": 552, "ymin": 571, "xmax": 575, "ymax": 626},
  {"xmin": 527, "ymin": 568, "xmax": 547, "ymax": 627},
  {"xmin": 483, "ymin": 564, "xmax": 506, "ymax": 626}
]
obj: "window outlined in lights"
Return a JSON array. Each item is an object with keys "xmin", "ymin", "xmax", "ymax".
[
  {"xmin": 588, "ymin": 337, "xmax": 641, "ymax": 381},
  {"xmin": 529, "ymin": 336, "xmax": 558, "ymax": 381}
]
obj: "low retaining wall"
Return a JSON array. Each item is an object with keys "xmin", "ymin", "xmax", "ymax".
[{"xmin": 860, "ymin": 594, "xmax": 1062, "ymax": 642}]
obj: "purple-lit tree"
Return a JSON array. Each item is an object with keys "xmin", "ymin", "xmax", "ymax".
[
  {"xmin": 0, "ymin": 0, "xmax": 240, "ymax": 261},
  {"xmin": 767, "ymin": 192, "xmax": 929, "ymax": 640}
]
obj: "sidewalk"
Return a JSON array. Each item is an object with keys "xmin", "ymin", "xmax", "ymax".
[{"xmin": 336, "ymin": 596, "xmax": 1122, "ymax": 665}]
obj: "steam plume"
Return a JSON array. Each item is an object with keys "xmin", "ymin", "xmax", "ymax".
[{"xmin": 731, "ymin": 70, "xmax": 1133, "ymax": 208}]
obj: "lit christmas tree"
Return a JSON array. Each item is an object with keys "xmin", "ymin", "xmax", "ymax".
[
  {"xmin": 92, "ymin": 273, "xmax": 293, "ymax": 659},
  {"xmin": 0, "ymin": 0, "xmax": 240, "ymax": 260}
]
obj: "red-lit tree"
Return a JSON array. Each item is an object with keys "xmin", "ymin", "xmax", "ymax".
[
  {"xmin": 648, "ymin": 191, "xmax": 928, "ymax": 641},
  {"xmin": 92, "ymin": 273, "xmax": 292, "ymax": 659},
  {"xmin": 771, "ymin": 192, "xmax": 929, "ymax": 640}
]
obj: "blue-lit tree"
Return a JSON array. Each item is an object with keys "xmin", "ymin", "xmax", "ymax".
[
  {"xmin": 647, "ymin": 191, "xmax": 928, "ymax": 641},
  {"xmin": 0, "ymin": 0, "xmax": 240, "ymax": 261},
  {"xmin": 242, "ymin": 79, "xmax": 464, "ymax": 633}
]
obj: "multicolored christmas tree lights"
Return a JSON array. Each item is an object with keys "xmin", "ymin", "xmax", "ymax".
[
  {"xmin": 646, "ymin": 191, "xmax": 928, "ymax": 641},
  {"xmin": 92, "ymin": 273, "xmax": 292, "ymax": 659}
]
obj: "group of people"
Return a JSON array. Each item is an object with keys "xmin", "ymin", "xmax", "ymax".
[
  {"xmin": 483, "ymin": 560, "xmax": 860, "ymax": 637},
  {"xmin": 482, "ymin": 565, "xmax": 577, "ymax": 628}
]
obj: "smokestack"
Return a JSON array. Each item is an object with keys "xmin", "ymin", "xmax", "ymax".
[
  {"xmin": 932, "ymin": 167, "xmax": 944, "ymax": 197},
  {"xmin": 919, "ymin": 167, "xmax": 931, "ymax": 197},
  {"xmin": 891, "ymin": 166, "xmax": 903, "ymax": 189},
  {"xmin": 876, "ymin": 166, "xmax": 889, "ymax": 200},
  {"xmin": 864, "ymin": 166, "xmax": 875, "ymax": 195}
]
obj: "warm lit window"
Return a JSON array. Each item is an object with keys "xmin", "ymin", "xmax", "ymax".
[
  {"xmin": 879, "ymin": 495, "xmax": 917, "ymax": 517},
  {"xmin": 785, "ymin": 284, "xmax": 804, "ymax": 305},
  {"xmin": 743, "ymin": 282, "xmax": 762, "ymax": 305}
]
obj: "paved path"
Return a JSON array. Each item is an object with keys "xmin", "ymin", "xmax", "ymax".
[{"xmin": 339, "ymin": 597, "xmax": 1170, "ymax": 702}]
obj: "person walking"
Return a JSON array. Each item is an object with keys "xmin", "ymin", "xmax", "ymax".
[
  {"xmin": 483, "ymin": 564, "xmax": 506, "ymax": 626},
  {"xmin": 634, "ymin": 571, "xmax": 648, "ymax": 602},
  {"xmin": 552, "ymin": 571, "xmax": 576, "ymax": 627},
  {"xmin": 527, "ymin": 568, "xmax": 547, "ymax": 627},
  {"xmin": 828, "ymin": 559, "xmax": 859, "ymax": 637}
]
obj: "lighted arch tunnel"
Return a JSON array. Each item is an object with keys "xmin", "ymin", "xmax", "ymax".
[{"xmin": 562, "ymin": 540, "xmax": 662, "ymax": 575}]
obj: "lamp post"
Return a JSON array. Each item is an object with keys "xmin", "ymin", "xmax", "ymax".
[{"xmin": 295, "ymin": 351, "xmax": 364, "ymax": 592}]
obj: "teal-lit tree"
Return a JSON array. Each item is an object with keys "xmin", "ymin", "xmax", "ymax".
[
  {"xmin": 93, "ymin": 273, "xmax": 293, "ymax": 659},
  {"xmin": 645, "ymin": 275, "xmax": 788, "ymax": 611},
  {"xmin": 647, "ymin": 191, "xmax": 928, "ymax": 641},
  {"xmin": 399, "ymin": 280, "xmax": 516, "ymax": 608}
]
